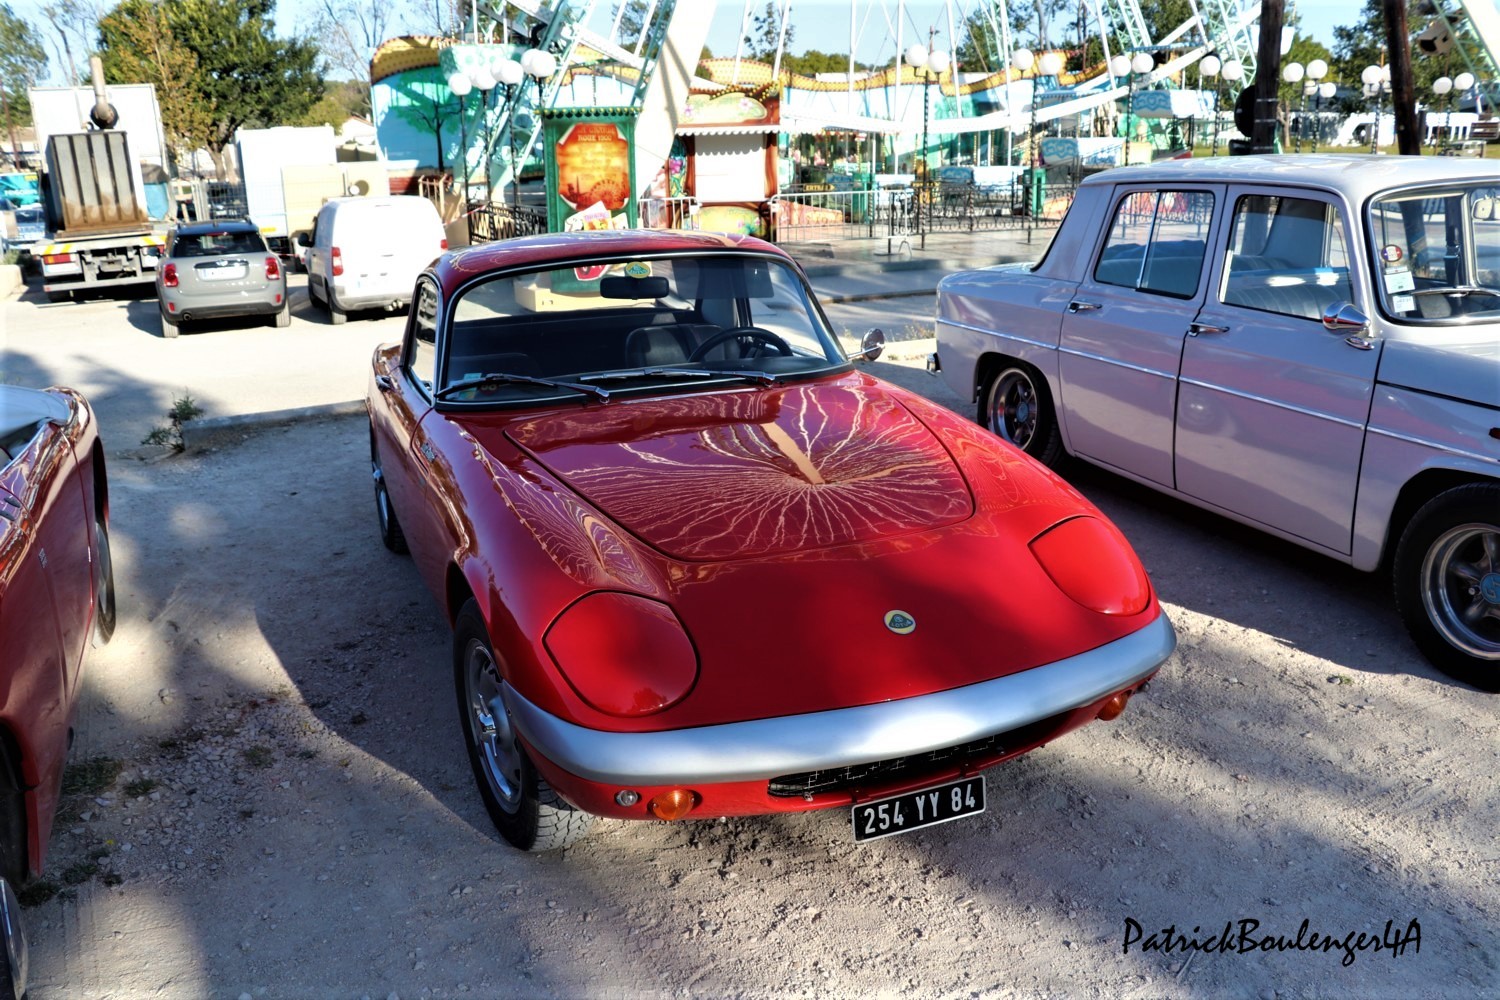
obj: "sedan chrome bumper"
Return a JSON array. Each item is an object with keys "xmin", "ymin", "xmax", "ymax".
[{"xmin": 504, "ymin": 612, "xmax": 1175, "ymax": 786}]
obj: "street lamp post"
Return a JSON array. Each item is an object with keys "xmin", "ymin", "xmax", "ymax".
[
  {"xmin": 1453, "ymin": 72, "xmax": 1476, "ymax": 146},
  {"xmin": 1282, "ymin": 61, "xmax": 1304, "ymax": 151},
  {"xmin": 905, "ymin": 34, "xmax": 950, "ymax": 251},
  {"xmin": 1362, "ymin": 64, "xmax": 1390, "ymax": 153},
  {"xmin": 1199, "ymin": 54, "xmax": 1221, "ymax": 155},
  {"xmin": 445, "ymin": 70, "xmax": 474, "ymax": 203},
  {"xmin": 1431, "ymin": 75, "xmax": 1453, "ymax": 150},
  {"xmin": 1220, "ymin": 58, "xmax": 1244, "ymax": 151},
  {"xmin": 1305, "ymin": 59, "xmax": 1329, "ymax": 151}
]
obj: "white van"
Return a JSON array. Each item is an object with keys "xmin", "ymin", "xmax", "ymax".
[{"xmin": 301, "ymin": 196, "xmax": 447, "ymax": 324}]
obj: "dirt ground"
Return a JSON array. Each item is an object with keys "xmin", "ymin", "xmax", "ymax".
[{"xmin": 17, "ymin": 340, "xmax": 1496, "ymax": 999}]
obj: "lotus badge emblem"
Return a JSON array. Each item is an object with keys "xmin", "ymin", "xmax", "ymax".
[{"xmin": 884, "ymin": 610, "xmax": 916, "ymax": 635}]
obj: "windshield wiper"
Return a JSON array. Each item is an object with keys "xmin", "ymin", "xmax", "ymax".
[
  {"xmin": 576, "ymin": 367, "xmax": 778, "ymax": 386},
  {"xmin": 435, "ymin": 372, "xmax": 611, "ymax": 402},
  {"xmin": 1409, "ymin": 286, "xmax": 1500, "ymax": 299}
]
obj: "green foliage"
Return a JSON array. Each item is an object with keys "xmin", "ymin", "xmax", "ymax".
[
  {"xmin": 99, "ymin": 0, "xmax": 324, "ymax": 156},
  {"xmin": 1331, "ymin": 0, "xmax": 1453, "ymax": 102},
  {"xmin": 142, "ymin": 391, "xmax": 204, "ymax": 450},
  {"xmin": 295, "ymin": 79, "xmax": 368, "ymax": 126},
  {"xmin": 0, "ymin": 2, "xmax": 48, "ymax": 131},
  {"xmin": 782, "ymin": 50, "xmax": 877, "ymax": 76},
  {"xmin": 99, "ymin": 0, "xmax": 214, "ymax": 172},
  {"xmin": 744, "ymin": 1, "xmax": 793, "ymax": 61}
]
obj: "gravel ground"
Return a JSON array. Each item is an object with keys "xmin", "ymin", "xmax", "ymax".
[
  {"xmin": 7, "ymin": 283, "xmax": 1497, "ymax": 998},
  {"xmin": 19, "ymin": 350, "xmax": 1497, "ymax": 999}
]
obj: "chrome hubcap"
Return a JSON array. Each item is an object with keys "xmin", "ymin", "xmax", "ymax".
[
  {"xmin": 1421, "ymin": 522, "xmax": 1500, "ymax": 660},
  {"xmin": 991, "ymin": 371, "xmax": 1038, "ymax": 450},
  {"xmin": 372, "ymin": 460, "xmax": 390, "ymax": 532},
  {"xmin": 464, "ymin": 640, "xmax": 523, "ymax": 811}
]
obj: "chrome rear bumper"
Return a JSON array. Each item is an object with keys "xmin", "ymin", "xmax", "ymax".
[{"xmin": 504, "ymin": 612, "xmax": 1175, "ymax": 786}]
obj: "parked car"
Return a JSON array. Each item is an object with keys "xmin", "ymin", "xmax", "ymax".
[
  {"xmin": 0, "ymin": 385, "xmax": 115, "ymax": 997},
  {"xmin": 302, "ymin": 196, "xmax": 447, "ymax": 325},
  {"xmin": 366, "ymin": 229, "xmax": 1175, "ymax": 852},
  {"xmin": 156, "ymin": 219, "xmax": 289, "ymax": 337},
  {"xmin": 933, "ymin": 154, "xmax": 1499, "ymax": 690}
]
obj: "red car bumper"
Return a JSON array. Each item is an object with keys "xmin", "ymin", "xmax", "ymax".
[{"xmin": 512, "ymin": 613, "xmax": 1174, "ymax": 822}]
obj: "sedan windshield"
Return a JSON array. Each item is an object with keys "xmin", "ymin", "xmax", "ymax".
[
  {"xmin": 441, "ymin": 254, "xmax": 847, "ymax": 404},
  {"xmin": 1368, "ymin": 183, "xmax": 1500, "ymax": 324}
]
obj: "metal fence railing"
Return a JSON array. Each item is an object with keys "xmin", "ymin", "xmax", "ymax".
[
  {"xmin": 637, "ymin": 196, "xmax": 701, "ymax": 230},
  {"xmin": 468, "ymin": 202, "xmax": 549, "ymax": 244}
]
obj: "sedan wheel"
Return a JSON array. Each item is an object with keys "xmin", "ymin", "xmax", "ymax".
[
  {"xmin": 369, "ymin": 427, "xmax": 407, "ymax": 554},
  {"xmin": 1394, "ymin": 483, "xmax": 1500, "ymax": 691},
  {"xmin": 91, "ymin": 512, "xmax": 116, "ymax": 647},
  {"xmin": 452, "ymin": 600, "xmax": 594, "ymax": 852},
  {"xmin": 984, "ymin": 365, "xmax": 1063, "ymax": 467}
]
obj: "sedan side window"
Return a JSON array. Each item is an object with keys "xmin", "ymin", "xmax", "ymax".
[
  {"xmin": 1094, "ymin": 190, "xmax": 1214, "ymax": 298},
  {"xmin": 408, "ymin": 281, "xmax": 439, "ymax": 392},
  {"xmin": 1221, "ymin": 195, "xmax": 1351, "ymax": 321}
]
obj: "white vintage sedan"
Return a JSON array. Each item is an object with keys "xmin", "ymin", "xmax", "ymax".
[{"xmin": 933, "ymin": 155, "xmax": 1499, "ymax": 691}]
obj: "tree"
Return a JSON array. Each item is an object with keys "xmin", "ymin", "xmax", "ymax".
[
  {"xmin": 612, "ymin": 0, "xmax": 650, "ymax": 51},
  {"xmin": 1332, "ymin": 0, "xmax": 1445, "ymax": 100},
  {"xmin": 295, "ymin": 79, "xmax": 367, "ymax": 128},
  {"xmin": 99, "ymin": 0, "xmax": 324, "ymax": 174},
  {"xmin": 98, "ymin": 0, "xmax": 212, "ymax": 174},
  {"xmin": 744, "ymin": 1, "xmax": 793, "ymax": 61},
  {"xmin": 1, "ymin": 3, "xmax": 48, "ymax": 164},
  {"xmin": 309, "ymin": 0, "xmax": 390, "ymax": 115},
  {"xmin": 39, "ymin": 0, "xmax": 101, "ymax": 87}
]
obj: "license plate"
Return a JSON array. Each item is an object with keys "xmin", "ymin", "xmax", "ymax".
[
  {"xmin": 197, "ymin": 263, "xmax": 247, "ymax": 281},
  {"xmin": 851, "ymin": 775, "xmax": 985, "ymax": 842}
]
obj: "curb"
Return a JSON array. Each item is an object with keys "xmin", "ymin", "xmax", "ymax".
[
  {"xmin": 799, "ymin": 253, "xmax": 1024, "ymax": 279},
  {"xmin": 179, "ymin": 399, "xmax": 367, "ymax": 452}
]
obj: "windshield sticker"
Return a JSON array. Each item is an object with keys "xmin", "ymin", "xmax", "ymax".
[
  {"xmin": 624, "ymin": 261, "xmax": 652, "ymax": 278},
  {"xmin": 1392, "ymin": 294, "xmax": 1416, "ymax": 313},
  {"xmin": 1385, "ymin": 269, "xmax": 1415, "ymax": 294},
  {"xmin": 1380, "ymin": 244, "xmax": 1404, "ymax": 265}
]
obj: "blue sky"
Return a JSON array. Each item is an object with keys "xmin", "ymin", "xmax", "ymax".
[{"xmin": 8, "ymin": 0, "xmax": 1383, "ymax": 86}]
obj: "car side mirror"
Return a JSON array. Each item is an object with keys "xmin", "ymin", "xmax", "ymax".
[
  {"xmin": 1322, "ymin": 302, "xmax": 1369, "ymax": 336},
  {"xmin": 855, "ymin": 328, "xmax": 885, "ymax": 362}
]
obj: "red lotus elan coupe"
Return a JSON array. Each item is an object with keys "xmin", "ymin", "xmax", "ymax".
[{"xmin": 365, "ymin": 230, "xmax": 1175, "ymax": 852}]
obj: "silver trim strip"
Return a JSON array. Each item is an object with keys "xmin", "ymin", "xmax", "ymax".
[
  {"xmin": 936, "ymin": 317, "xmax": 1054, "ymax": 353},
  {"xmin": 1366, "ymin": 425, "xmax": 1500, "ymax": 466},
  {"xmin": 503, "ymin": 613, "xmax": 1176, "ymax": 786},
  {"xmin": 1058, "ymin": 346, "xmax": 1175, "ymax": 381},
  {"xmin": 1179, "ymin": 377, "xmax": 1368, "ymax": 431}
]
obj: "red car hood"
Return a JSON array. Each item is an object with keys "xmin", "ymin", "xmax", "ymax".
[
  {"xmin": 456, "ymin": 375, "xmax": 1157, "ymax": 729},
  {"xmin": 504, "ymin": 380, "xmax": 974, "ymax": 561}
]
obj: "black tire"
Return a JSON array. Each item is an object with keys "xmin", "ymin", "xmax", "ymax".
[
  {"xmin": 0, "ymin": 880, "xmax": 21, "ymax": 1000},
  {"xmin": 1393, "ymin": 483, "xmax": 1500, "ymax": 691},
  {"xmin": 982, "ymin": 364, "xmax": 1064, "ymax": 467},
  {"xmin": 91, "ymin": 513, "xmax": 116, "ymax": 647},
  {"xmin": 44, "ymin": 289, "xmax": 71, "ymax": 304},
  {"xmin": 453, "ymin": 600, "xmax": 594, "ymax": 852},
  {"xmin": 160, "ymin": 313, "xmax": 179, "ymax": 339},
  {"xmin": 0, "ymin": 746, "xmax": 26, "ymax": 890},
  {"xmin": 272, "ymin": 301, "xmax": 290, "ymax": 328},
  {"xmin": 329, "ymin": 298, "xmax": 347, "ymax": 325},
  {"xmin": 369, "ymin": 426, "xmax": 407, "ymax": 554}
]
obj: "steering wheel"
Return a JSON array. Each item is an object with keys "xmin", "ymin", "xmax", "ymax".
[{"xmin": 688, "ymin": 326, "xmax": 793, "ymax": 362}]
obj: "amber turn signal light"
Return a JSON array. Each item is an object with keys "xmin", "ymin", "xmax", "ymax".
[
  {"xmin": 1097, "ymin": 690, "xmax": 1131, "ymax": 722},
  {"xmin": 647, "ymin": 789, "xmax": 698, "ymax": 821}
]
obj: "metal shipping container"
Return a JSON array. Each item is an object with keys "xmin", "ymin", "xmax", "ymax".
[{"xmin": 44, "ymin": 131, "xmax": 150, "ymax": 236}]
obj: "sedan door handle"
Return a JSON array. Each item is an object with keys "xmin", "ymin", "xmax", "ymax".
[
  {"xmin": 375, "ymin": 375, "xmax": 394, "ymax": 392},
  {"xmin": 1067, "ymin": 301, "xmax": 1101, "ymax": 313},
  {"xmin": 1188, "ymin": 322, "xmax": 1230, "ymax": 336}
]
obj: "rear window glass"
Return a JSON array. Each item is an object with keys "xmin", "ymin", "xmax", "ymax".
[{"xmin": 172, "ymin": 231, "xmax": 267, "ymax": 257}]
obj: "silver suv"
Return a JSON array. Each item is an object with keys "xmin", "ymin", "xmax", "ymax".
[{"xmin": 157, "ymin": 220, "xmax": 289, "ymax": 338}]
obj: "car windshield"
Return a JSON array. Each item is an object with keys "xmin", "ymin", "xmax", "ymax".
[
  {"xmin": 172, "ymin": 230, "xmax": 267, "ymax": 258},
  {"xmin": 441, "ymin": 254, "xmax": 847, "ymax": 404},
  {"xmin": 1368, "ymin": 182, "xmax": 1500, "ymax": 324}
]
